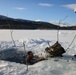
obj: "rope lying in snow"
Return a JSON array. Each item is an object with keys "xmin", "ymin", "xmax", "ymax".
[{"xmin": 66, "ymin": 34, "xmax": 76, "ymax": 51}]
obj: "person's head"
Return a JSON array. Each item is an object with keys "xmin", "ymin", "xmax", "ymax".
[{"xmin": 27, "ymin": 51, "xmax": 33, "ymax": 58}]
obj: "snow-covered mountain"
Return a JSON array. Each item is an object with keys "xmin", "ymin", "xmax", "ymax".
[
  {"xmin": 0, "ymin": 15, "xmax": 58, "ymax": 29},
  {"xmin": 0, "ymin": 15, "xmax": 76, "ymax": 29}
]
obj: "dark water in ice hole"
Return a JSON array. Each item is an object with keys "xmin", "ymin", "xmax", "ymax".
[
  {"xmin": 0, "ymin": 48, "xmax": 26, "ymax": 64},
  {"xmin": 1, "ymin": 48, "xmax": 76, "ymax": 64}
]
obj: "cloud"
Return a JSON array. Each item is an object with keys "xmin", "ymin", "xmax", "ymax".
[
  {"xmin": 38, "ymin": 3, "xmax": 53, "ymax": 7},
  {"xmin": 13, "ymin": 7, "xmax": 27, "ymax": 10},
  {"xmin": 62, "ymin": 4, "xmax": 76, "ymax": 10}
]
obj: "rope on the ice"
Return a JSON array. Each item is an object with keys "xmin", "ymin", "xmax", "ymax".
[
  {"xmin": 5, "ymin": 14, "xmax": 16, "ymax": 47},
  {"xmin": 23, "ymin": 42, "xmax": 28, "ymax": 71},
  {"xmin": 66, "ymin": 34, "xmax": 76, "ymax": 51},
  {"xmin": 48, "ymin": 42, "xmax": 51, "ymax": 47},
  {"xmin": 57, "ymin": 16, "xmax": 68, "ymax": 42}
]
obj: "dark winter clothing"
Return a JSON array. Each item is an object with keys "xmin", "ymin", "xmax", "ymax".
[{"xmin": 23, "ymin": 51, "xmax": 45, "ymax": 65}]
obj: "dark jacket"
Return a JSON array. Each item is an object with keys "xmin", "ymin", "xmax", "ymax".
[{"xmin": 25, "ymin": 55, "xmax": 45, "ymax": 65}]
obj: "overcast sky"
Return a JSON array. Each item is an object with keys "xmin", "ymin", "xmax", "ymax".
[{"xmin": 0, "ymin": 0, "xmax": 76, "ymax": 25}]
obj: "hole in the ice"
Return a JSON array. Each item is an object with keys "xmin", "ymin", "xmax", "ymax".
[{"xmin": 0, "ymin": 48, "xmax": 26, "ymax": 64}]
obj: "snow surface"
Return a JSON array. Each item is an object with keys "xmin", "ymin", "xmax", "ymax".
[{"xmin": 0, "ymin": 30, "xmax": 76, "ymax": 75}]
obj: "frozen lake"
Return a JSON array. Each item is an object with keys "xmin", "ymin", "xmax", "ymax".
[{"xmin": 0, "ymin": 29, "xmax": 76, "ymax": 75}]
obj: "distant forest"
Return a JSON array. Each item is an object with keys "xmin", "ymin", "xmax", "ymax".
[{"xmin": 0, "ymin": 15, "xmax": 76, "ymax": 30}]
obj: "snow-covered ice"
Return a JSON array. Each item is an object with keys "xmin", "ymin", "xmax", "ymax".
[{"xmin": 0, "ymin": 30, "xmax": 76, "ymax": 75}]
